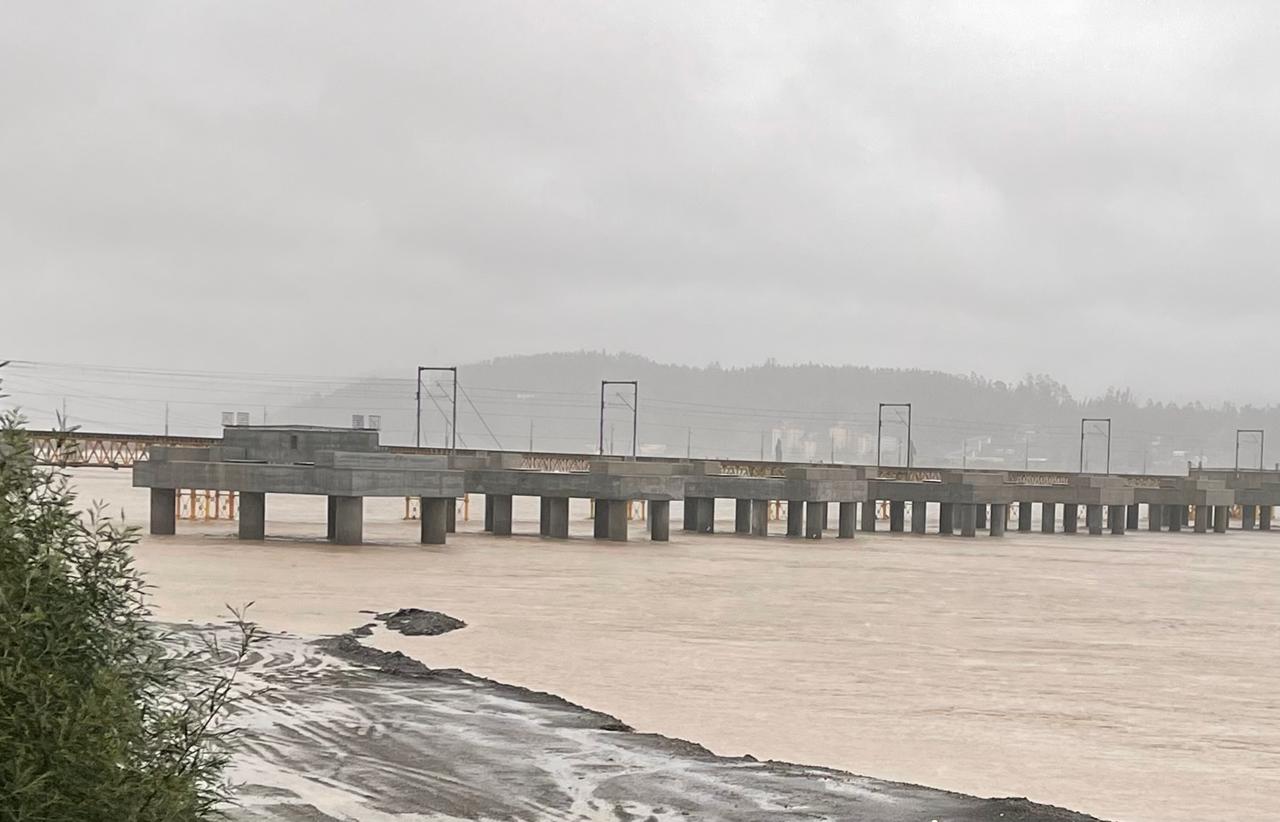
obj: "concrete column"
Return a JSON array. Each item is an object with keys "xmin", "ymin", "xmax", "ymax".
[
  {"xmin": 594, "ymin": 499, "xmax": 609, "ymax": 538},
  {"xmin": 682, "ymin": 498, "xmax": 698, "ymax": 531},
  {"xmin": 332, "ymin": 495, "xmax": 363, "ymax": 545},
  {"xmin": 838, "ymin": 501, "xmax": 856, "ymax": 538},
  {"xmin": 959, "ymin": 504, "xmax": 978, "ymax": 537},
  {"xmin": 735, "ymin": 499, "xmax": 752, "ymax": 534},
  {"xmin": 1193, "ymin": 505, "xmax": 1209, "ymax": 533},
  {"xmin": 1126, "ymin": 504, "xmax": 1140, "ymax": 531},
  {"xmin": 1017, "ymin": 502, "xmax": 1032, "ymax": 532},
  {"xmin": 606, "ymin": 499, "xmax": 629, "ymax": 542},
  {"xmin": 989, "ymin": 503, "xmax": 1007, "ymax": 536},
  {"xmin": 490, "ymin": 494, "xmax": 513, "ymax": 536},
  {"xmin": 860, "ymin": 500, "xmax": 877, "ymax": 533},
  {"xmin": 326, "ymin": 495, "xmax": 338, "ymax": 540},
  {"xmin": 1062, "ymin": 503, "xmax": 1079, "ymax": 534},
  {"xmin": 822, "ymin": 502, "xmax": 831, "ymax": 531},
  {"xmin": 539, "ymin": 497, "xmax": 551, "ymax": 536},
  {"xmin": 751, "ymin": 499, "xmax": 770, "ymax": 537},
  {"xmin": 975, "ymin": 504, "xmax": 987, "ymax": 529},
  {"xmin": 805, "ymin": 501, "xmax": 824, "ymax": 539},
  {"xmin": 1213, "ymin": 505, "xmax": 1229, "ymax": 534},
  {"xmin": 1147, "ymin": 503, "xmax": 1163, "ymax": 531},
  {"xmin": 1040, "ymin": 502, "xmax": 1056, "ymax": 534},
  {"xmin": 483, "ymin": 495, "xmax": 494, "ymax": 532},
  {"xmin": 1086, "ymin": 504, "xmax": 1103, "ymax": 535},
  {"xmin": 1167, "ymin": 505, "xmax": 1182, "ymax": 532},
  {"xmin": 786, "ymin": 501, "xmax": 804, "ymax": 537},
  {"xmin": 649, "ymin": 500, "xmax": 670, "ymax": 542},
  {"xmin": 910, "ymin": 501, "xmax": 927, "ymax": 534},
  {"xmin": 1242, "ymin": 504, "xmax": 1257, "ymax": 531},
  {"xmin": 421, "ymin": 497, "xmax": 449, "ymax": 545},
  {"xmin": 541, "ymin": 497, "xmax": 570, "ymax": 539},
  {"xmin": 695, "ymin": 498, "xmax": 715, "ymax": 534},
  {"xmin": 149, "ymin": 488, "xmax": 176, "ymax": 536},
  {"xmin": 889, "ymin": 500, "xmax": 905, "ymax": 533},
  {"xmin": 1108, "ymin": 504, "xmax": 1125, "ymax": 535},
  {"xmin": 238, "ymin": 491, "xmax": 265, "ymax": 540},
  {"xmin": 938, "ymin": 502, "xmax": 955, "ymax": 535},
  {"xmin": 1261, "ymin": 505, "xmax": 1273, "ymax": 531},
  {"xmin": 446, "ymin": 501, "xmax": 457, "ymax": 533}
]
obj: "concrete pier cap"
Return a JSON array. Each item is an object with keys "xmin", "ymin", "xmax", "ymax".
[{"xmin": 133, "ymin": 425, "xmax": 465, "ymax": 545}]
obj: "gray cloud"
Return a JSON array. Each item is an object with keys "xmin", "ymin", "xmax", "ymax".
[{"xmin": 3, "ymin": 1, "xmax": 1277, "ymax": 402}]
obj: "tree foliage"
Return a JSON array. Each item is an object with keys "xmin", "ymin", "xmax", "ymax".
[{"xmin": 0, "ymin": 385, "xmax": 253, "ymax": 821}]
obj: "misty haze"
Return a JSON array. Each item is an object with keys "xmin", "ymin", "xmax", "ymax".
[{"xmin": 3, "ymin": 3, "xmax": 1278, "ymax": 822}]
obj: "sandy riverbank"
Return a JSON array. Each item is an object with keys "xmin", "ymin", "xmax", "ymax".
[{"xmin": 212, "ymin": 618, "xmax": 1104, "ymax": 822}]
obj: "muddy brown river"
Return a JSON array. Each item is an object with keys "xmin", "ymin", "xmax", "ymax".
[{"xmin": 74, "ymin": 469, "xmax": 1280, "ymax": 822}]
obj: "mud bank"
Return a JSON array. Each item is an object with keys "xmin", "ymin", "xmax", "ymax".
[{"xmin": 220, "ymin": 619, "xmax": 1106, "ymax": 822}]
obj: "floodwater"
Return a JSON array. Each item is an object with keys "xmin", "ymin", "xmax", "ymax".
[{"xmin": 74, "ymin": 469, "xmax": 1280, "ymax": 822}]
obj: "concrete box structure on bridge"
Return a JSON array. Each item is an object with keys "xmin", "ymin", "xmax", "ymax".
[{"xmin": 135, "ymin": 426, "xmax": 464, "ymax": 546}]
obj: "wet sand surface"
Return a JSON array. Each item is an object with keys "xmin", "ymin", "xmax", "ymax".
[
  {"xmin": 77, "ymin": 470, "xmax": 1280, "ymax": 822},
  {"xmin": 219, "ymin": 625, "xmax": 1103, "ymax": 821}
]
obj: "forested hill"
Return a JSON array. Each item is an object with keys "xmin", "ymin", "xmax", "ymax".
[{"xmin": 285, "ymin": 351, "xmax": 1279, "ymax": 474}]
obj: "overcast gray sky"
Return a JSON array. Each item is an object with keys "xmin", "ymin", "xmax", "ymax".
[{"xmin": 3, "ymin": 1, "xmax": 1277, "ymax": 403}]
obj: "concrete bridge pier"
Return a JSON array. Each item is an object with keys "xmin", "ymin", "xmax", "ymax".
[
  {"xmin": 649, "ymin": 500, "xmax": 670, "ymax": 541},
  {"xmin": 683, "ymin": 499, "xmax": 698, "ymax": 531},
  {"xmin": 938, "ymin": 502, "xmax": 955, "ymax": 535},
  {"xmin": 593, "ymin": 499, "xmax": 628, "ymax": 542},
  {"xmin": 959, "ymin": 504, "xmax": 978, "ymax": 537},
  {"xmin": 539, "ymin": 498, "xmax": 550, "ymax": 535},
  {"xmin": 860, "ymin": 500, "xmax": 877, "ymax": 533},
  {"xmin": 1063, "ymin": 504, "xmax": 1079, "ymax": 534},
  {"xmin": 752, "ymin": 499, "xmax": 771, "ymax": 537},
  {"xmin": 990, "ymin": 503, "xmax": 1007, "ymax": 536},
  {"xmin": 695, "ymin": 498, "xmax": 715, "ymax": 533},
  {"xmin": 331, "ymin": 496, "xmax": 363, "ymax": 545},
  {"xmin": 1213, "ymin": 505, "xmax": 1230, "ymax": 534},
  {"xmin": 1167, "ymin": 505, "xmax": 1183, "ymax": 532},
  {"xmin": 1194, "ymin": 505, "xmax": 1210, "ymax": 533},
  {"xmin": 420, "ymin": 497, "xmax": 450, "ymax": 544},
  {"xmin": 489, "ymin": 494, "xmax": 514, "ymax": 536},
  {"xmin": 446, "ymin": 502, "xmax": 456, "ymax": 534},
  {"xmin": 1107, "ymin": 505, "xmax": 1126, "ymax": 535},
  {"xmin": 1041, "ymin": 502, "xmax": 1056, "ymax": 534},
  {"xmin": 910, "ymin": 501, "xmax": 927, "ymax": 534},
  {"xmin": 610, "ymin": 500, "xmax": 630, "ymax": 541},
  {"xmin": 150, "ymin": 488, "xmax": 176, "ymax": 535},
  {"xmin": 838, "ymin": 501, "xmax": 857, "ymax": 538},
  {"xmin": 327, "ymin": 495, "xmax": 338, "ymax": 540},
  {"xmin": 1126, "ymin": 504, "xmax": 1140, "ymax": 531},
  {"xmin": 735, "ymin": 499, "xmax": 752, "ymax": 533},
  {"xmin": 786, "ymin": 501, "xmax": 804, "ymax": 537},
  {"xmin": 805, "ymin": 501, "xmax": 825, "ymax": 539},
  {"xmin": 1242, "ymin": 504, "xmax": 1258, "ymax": 531},
  {"xmin": 540, "ymin": 497, "xmax": 570, "ymax": 539},
  {"xmin": 239, "ymin": 492, "xmax": 266, "ymax": 540},
  {"xmin": 1147, "ymin": 504, "xmax": 1163, "ymax": 531},
  {"xmin": 1018, "ymin": 502, "xmax": 1033, "ymax": 532},
  {"xmin": 889, "ymin": 501, "xmax": 905, "ymax": 532},
  {"xmin": 1261, "ymin": 505, "xmax": 1273, "ymax": 530},
  {"xmin": 1086, "ymin": 504, "xmax": 1103, "ymax": 535}
]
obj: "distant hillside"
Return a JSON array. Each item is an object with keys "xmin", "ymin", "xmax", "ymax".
[{"xmin": 281, "ymin": 351, "xmax": 1280, "ymax": 474}]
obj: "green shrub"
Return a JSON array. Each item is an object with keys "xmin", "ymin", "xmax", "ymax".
[{"xmin": 0, "ymin": 379, "xmax": 252, "ymax": 822}]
